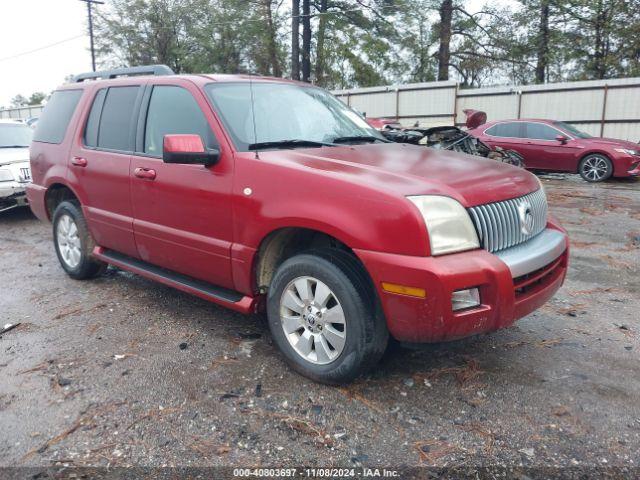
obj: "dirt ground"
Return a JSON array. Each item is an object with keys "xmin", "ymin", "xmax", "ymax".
[{"xmin": 1, "ymin": 174, "xmax": 639, "ymax": 477}]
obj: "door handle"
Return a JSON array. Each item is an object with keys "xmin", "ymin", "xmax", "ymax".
[
  {"xmin": 71, "ymin": 156, "xmax": 87, "ymax": 167},
  {"xmin": 134, "ymin": 167, "xmax": 156, "ymax": 180}
]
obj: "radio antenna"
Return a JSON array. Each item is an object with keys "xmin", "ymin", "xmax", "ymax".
[{"xmin": 249, "ymin": 75, "xmax": 259, "ymax": 160}]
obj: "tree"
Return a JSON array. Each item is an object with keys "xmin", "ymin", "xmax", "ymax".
[
  {"xmin": 291, "ymin": 0, "xmax": 300, "ymax": 80},
  {"xmin": 28, "ymin": 92, "xmax": 47, "ymax": 105},
  {"xmin": 437, "ymin": 0, "xmax": 453, "ymax": 80},
  {"xmin": 10, "ymin": 95, "xmax": 28, "ymax": 108},
  {"xmin": 301, "ymin": 0, "xmax": 311, "ymax": 82}
]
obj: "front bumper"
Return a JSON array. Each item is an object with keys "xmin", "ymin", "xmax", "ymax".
[
  {"xmin": 0, "ymin": 181, "xmax": 29, "ymax": 212},
  {"xmin": 356, "ymin": 223, "xmax": 568, "ymax": 343}
]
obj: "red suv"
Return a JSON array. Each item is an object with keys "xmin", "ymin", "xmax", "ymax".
[
  {"xmin": 27, "ymin": 66, "xmax": 569, "ymax": 383},
  {"xmin": 469, "ymin": 118, "xmax": 640, "ymax": 182}
]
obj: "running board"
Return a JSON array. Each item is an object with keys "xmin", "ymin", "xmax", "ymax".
[{"xmin": 93, "ymin": 247, "xmax": 257, "ymax": 314}]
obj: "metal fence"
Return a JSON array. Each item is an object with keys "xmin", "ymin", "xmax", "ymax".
[
  {"xmin": 0, "ymin": 105, "xmax": 44, "ymax": 121},
  {"xmin": 333, "ymin": 77, "xmax": 640, "ymax": 142}
]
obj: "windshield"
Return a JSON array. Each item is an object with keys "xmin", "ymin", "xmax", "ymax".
[
  {"xmin": 553, "ymin": 121, "xmax": 592, "ymax": 139},
  {"xmin": 205, "ymin": 82, "xmax": 384, "ymax": 151},
  {"xmin": 0, "ymin": 123, "xmax": 33, "ymax": 148}
]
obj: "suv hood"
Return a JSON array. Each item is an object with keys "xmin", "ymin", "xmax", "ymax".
[
  {"xmin": 263, "ymin": 143, "xmax": 539, "ymax": 207},
  {"xmin": 0, "ymin": 147, "xmax": 30, "ymax": 166}
]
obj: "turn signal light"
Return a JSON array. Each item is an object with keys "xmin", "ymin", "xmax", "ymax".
[{"xmin": 381, "ymin": 282, "xmax": 426, "ymax": 299}]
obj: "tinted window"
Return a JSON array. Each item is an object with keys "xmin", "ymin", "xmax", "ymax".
[
  {"xmin": 144, "ymin": 86, "xmax": 216, "ymax": 156},
  {"xmin": 84, "ymin": 88, "xmax": 106, "ymax": 147},
  {"xmin": 525, "ymin": 122, "xmax": 560, "ymax": 140},
  {"xmin": 98, "ymin": 86, "xmax": 140, "ymax": 151},
  {"xmin": 0, "ymin": 123, "xmax": 33, "ymax": 147},
  {"xmin": 486, "ymin": 122, "xmax": 523, "ymax": 138},
  {"xmin": 33, "ymin": 90, "xmax": 82, "ymax": 144}
]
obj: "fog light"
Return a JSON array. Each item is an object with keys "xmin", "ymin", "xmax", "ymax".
[{"xmin": 452, "ymin": 288, "xmax": 480, "ymax": 311}]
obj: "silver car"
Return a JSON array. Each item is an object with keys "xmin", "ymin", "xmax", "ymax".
[{"xmin": 0, "ymin": 120, "xmax": 32, "ymax": 213}]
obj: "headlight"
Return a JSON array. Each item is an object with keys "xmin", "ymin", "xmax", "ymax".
[
  {"xmin": 0, "ymin": 169, "xmax": 14, "ymax": 182},
  {"xmin": 407, "ymin": 195, "xmax": 480, "ymax": 255},
  {"xmin": 614, "ymin": 148, "xmax": 639, "ymax": 156}
]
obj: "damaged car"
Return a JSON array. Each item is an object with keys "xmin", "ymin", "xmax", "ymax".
[
  {"xmin": 0, "ymin": 120, "xmax": 32, "ymax": 213},
  {"xmin": 367, "ymin": 110, "xmax": 525, "ymax": 167}
]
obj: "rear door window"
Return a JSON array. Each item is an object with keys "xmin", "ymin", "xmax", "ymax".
[
  {"xmin": 143, "ymin": 85, "xmax": 217, "ymax": 156},
  {"xmin": 524, "ymin": 122, "xmax": 560, "ymax": 140},
  {"xmin": 84, "ymin": 88, "xmax": 107, "ymax": 148},
  {"xmin": 33, "ymin": 90, "xmax": 83, "ymax": 144},
  {"xmin": 96, "ymin": 86, "xmax": 140, "ymax": 151},
  {"xmin": 485, "ymin": 122, "xmax": 523, "ymax": 138}
]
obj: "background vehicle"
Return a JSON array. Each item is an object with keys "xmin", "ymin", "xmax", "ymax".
[
  {"xmin": 469, "ymin": 119, "xmax": 640, "ymax": 182},
  {"xmin": 368, "ymin": 110, "xmax": 525, "ymax": 167},
  {"xmin": 27, "ymin": 66, "xmax": 568, "ymax": 384},
  {"xmin": 0, "ymin": 119, "xmax": 32, "ymax": 212}
]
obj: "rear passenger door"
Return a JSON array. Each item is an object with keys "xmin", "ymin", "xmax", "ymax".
[
  {"xmin": 130, "ymin": 80, "xmax": 234, "ymax": 289},
  {"xmin": 69, "ymin": 84, "xmax": 144, "ymax": 258}
]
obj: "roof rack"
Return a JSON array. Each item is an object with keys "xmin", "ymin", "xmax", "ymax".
[{"xmin": 72, "ymin": 64, "xmax": 175, "ymax": 83}]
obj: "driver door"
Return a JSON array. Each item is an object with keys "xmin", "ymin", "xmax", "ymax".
[{"xmin": 130, "ymin": 80, "xmax": 235, "ymax": 289}]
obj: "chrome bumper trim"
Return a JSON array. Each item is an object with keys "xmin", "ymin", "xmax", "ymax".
[{"xmin": 495, "ymin": 229, "xmax": 566, "ymax": 278}]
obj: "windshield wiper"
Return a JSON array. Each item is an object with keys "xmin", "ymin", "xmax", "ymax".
[
  {"xmin": 0, "ymin": 145, "xmax": 29, "ymax": 148},
  {"xmin": 248, "ymin": 139, "xmax": 334, "ymax": 150},
  {"xmin": 331, "ymin": 135, "xmax": 390, "ymax": 144}
]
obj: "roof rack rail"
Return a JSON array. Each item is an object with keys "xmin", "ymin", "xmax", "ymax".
[{"xmin": 72, "ymin": 64, "xmax": 175, "ymax": 83}]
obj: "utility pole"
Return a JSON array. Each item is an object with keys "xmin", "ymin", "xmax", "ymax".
[{"xmin": 79, "ymin": 0, "xmax": 104, "ymax": 72}]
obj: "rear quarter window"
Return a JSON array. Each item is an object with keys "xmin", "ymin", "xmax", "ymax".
[{"xmin": 33, "ymin": 90, "xmax": 83, "ymax": 144}]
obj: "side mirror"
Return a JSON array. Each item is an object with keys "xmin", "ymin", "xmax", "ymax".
[
  {"xmin": 555, "ymin": 134, "xmax": 568, "ymax": 144},
  {"xmin": 163, "ymin": 134, "xmax": 219, "ymax": 166}
]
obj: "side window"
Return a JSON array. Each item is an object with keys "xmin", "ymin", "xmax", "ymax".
[
  {"xmin": 486, "ymin": 122, "xmax": 523, "ymax": 138},
  {"xmin": 144, "ymin": 86, "xmax": 217, "ymax": 156},
  {"xmin": 84, "ymin": 88, "xmax": 106, "ymax": 147},
  {"xmin": 33, "ymin": 90, "xmax": 83, "ymax": 144},
  {"xmin": 525, "ymin": 122, "xmax": 560, "ymax": 140},
  {"xmin": 97, "ymin": 86, "xmax": 140, "ymax": 151}
]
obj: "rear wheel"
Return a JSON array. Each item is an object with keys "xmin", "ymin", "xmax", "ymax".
[
  {"xmin": 53, "ymin": 200, "xmax": 106, "ymax": 280},
  {"xmin": 266, "ymin": 249, "xmax": 388, "ymax": 384},
  {"xmin": 579, "ymin": 154, "xmax": 612, "ymax": 182}
]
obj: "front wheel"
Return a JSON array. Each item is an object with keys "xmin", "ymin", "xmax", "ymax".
[
  {"xmin": 53, "ymin": 200, "xmax": 106, "ymax": 280},
  {"xmin": 579, "ymin": 154, "xmax": 612, "ymax": 182},
  {"xmin": 266, "ymin": 249, "xmax": 388, "ymax": 384}
]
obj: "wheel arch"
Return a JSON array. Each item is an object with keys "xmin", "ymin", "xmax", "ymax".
[
  {"xmin": 577, "ymin": 150, "xmax": 612, "ymax": 173},
  {"xmin": 45, "ymin": 183, "xmax": 81, "ymax": 220},
  {"xmin": 254, "ymin": 226, "xmax": 365, "ymax": 294}
]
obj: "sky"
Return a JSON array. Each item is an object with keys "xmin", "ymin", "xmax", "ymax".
[{"xmin": 0, "ymin": 0, "xmax": 92, "ymax": 108}]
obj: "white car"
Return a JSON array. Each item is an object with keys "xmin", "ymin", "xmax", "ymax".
[{"xmin": 0, "ymin": 120, "xmax": 32, "ymax": 212}]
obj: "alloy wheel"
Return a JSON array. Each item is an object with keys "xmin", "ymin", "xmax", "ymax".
[
  {"xmin": 582, "ymin": 156, "xmax": 609, "ymax": 181},
  {"xmin": 56, "ymin": 214, "xmax": 82, "ymax": 269},
  {"xmin": 279, "ymin": 276, "xmax": 346, "ymax": 365}
]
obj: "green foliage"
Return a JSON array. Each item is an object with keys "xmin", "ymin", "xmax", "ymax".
[{"xmin": 92, "ymin": 0, "xmax": 640, "ymax": 89}]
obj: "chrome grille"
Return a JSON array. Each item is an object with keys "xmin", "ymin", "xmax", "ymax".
[{"xmin": 468, "ymin": 189, "xmax": 547, "ymax": 253}]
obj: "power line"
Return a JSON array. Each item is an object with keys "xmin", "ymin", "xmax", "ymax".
[{"xmin": 0, "ymin": 35, "xmax": 85, "ymax": 63}]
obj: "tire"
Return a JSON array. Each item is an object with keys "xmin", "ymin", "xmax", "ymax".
[
  {"xmin": 579, "ymin": 154, "xmax": 613, "ymax": 182},
  {"xmin": 52, "ymin": 200, "xmax": 107, "ymax": 280},
  {"xmin": 266, "ymin": 248, "xmax": 388, "ymax": 384}
]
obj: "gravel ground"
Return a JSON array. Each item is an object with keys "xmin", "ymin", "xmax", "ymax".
[{"xmin": 0, "ymin": 174, "xmax": 639, "ymax": 478}]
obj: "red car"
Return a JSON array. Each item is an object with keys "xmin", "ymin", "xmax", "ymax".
[
  {"xmin": 469, "ymin": 118, "xmax": 640, "ymax": 182},
  {"xmin": 27, "ymin": 66, "xmax": 569, "ymax": 383}
]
